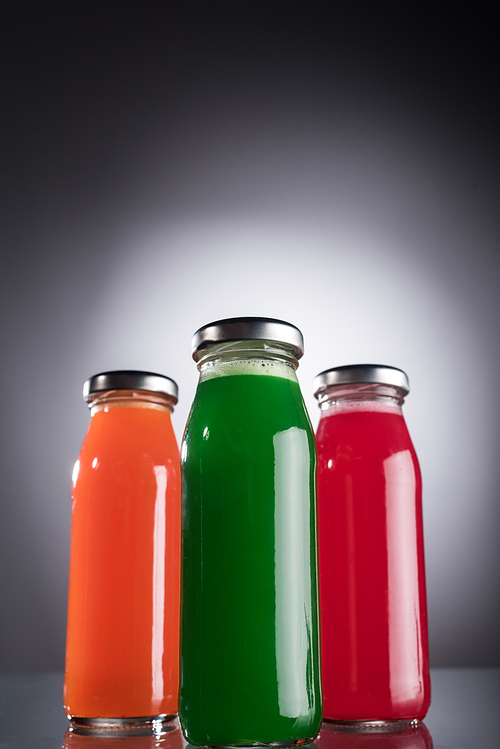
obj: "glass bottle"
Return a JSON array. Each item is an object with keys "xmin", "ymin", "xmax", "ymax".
[
  {"xmin": 314, "ymin": 365, "xmax": 430, "ymax": 724},
  {"xmin": 180, "ymin": 317, "xmax": 323, "ymax": 747},
  {"xmin": 64, "ymin": 371, "xmax": 181, "ymax": 734},
  {"xmin": 61, "ymin": 721, "xmax": 184, "ymax": 747}
]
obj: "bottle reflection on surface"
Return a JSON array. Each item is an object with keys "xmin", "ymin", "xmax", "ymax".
[
  {"xmin": 184, "ymin": 745, "xmax": 317, "ymax": 749},
  {"xmin": 315, "ymin": 720, "xmax": 433, "ymax": 749},
  {"xmin": 62, "ymin": 720, "xmax": 184, "ymax": 748}
]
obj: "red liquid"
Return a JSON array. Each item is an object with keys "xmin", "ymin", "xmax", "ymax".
[{"xmin": 316, "ymin": 401, "xmax": 430, "ymax": 721}]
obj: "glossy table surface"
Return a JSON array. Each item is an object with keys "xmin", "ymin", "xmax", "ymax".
[{"xmin": 0, "ymin": 669, "xmax": 498, "ymax": 749}]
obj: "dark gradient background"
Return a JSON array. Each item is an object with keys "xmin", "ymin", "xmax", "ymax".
[{"xmin": 1, "ymin": 2, "xmax": 499, "ymax": 670}]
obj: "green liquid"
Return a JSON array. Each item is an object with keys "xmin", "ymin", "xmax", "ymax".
[{"xmin": 180, "ymin": 361, "xmax": 322, "ymax": 746}]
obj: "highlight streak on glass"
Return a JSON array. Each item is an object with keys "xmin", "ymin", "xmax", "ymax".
[
  {"xmin": 152, "ymin": 465, "xmax": 167, "ymax": 709},
  {"xmin": 274, "ymin": 427, "xmax": 312, "ymax": 718},
  {"xmin": 385, "ymin": 450, "xmax": 422, "ymax": 703}
]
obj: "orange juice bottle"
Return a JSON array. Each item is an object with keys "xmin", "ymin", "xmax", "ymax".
[{"xmin": 64, "ymin": 371, "xmax": 181, "ymax": 735}]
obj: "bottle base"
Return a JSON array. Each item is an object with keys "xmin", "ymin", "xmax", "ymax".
[
  {"xmin": 188, "ymin": 739, "xmax": 315, "ymax": 748},
  {"xmin": 322, "ymin": 719, "xmax": 422, "ymax": 733},
  {"xmin": 68, "ymin": 714, "xmax": 177, "ymax": 736}
]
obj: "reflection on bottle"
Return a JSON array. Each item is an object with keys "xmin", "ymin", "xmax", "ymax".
[
  {"xmin": 62, "ymin": 720, "xmax": 183, "ymax": 748},
  {"xmin": 316, "ymin": 720, "xmax": 433, "ymax": 749}
]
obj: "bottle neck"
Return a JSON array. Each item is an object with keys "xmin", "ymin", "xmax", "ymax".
[
  {"xmin": 317, "ymin": 383, "xmax": 405, "ymax": 415},
  {"xmin": 87, "ymin": 389, "xmax": 175, "ymax": 415},
  {"xmin": 197, "ymin": 340, "xmax": 300, "ymax": 383}
]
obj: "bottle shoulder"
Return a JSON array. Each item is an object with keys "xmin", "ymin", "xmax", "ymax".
[
  {"xmin": 316, "ymin": 406, "xmax": 417, "ymax": 462},
  {"xmin": 77, "ymin": 406, "xmax": 179, "ymax": 465},
  {"xmin": 183, "ymin": 373, "xmax": 314, "ymax": 459}
]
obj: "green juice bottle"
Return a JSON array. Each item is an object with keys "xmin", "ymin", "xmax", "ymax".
[{"xmin": 180, "ymin": 317, "xmax": 322, "ymax": 747}]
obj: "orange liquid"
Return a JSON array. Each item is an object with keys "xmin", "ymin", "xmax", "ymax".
[{"xmin": 64, "ymin": 397, "xmax": 181, "ymax": 718}]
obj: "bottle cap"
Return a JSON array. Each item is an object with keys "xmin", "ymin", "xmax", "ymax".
[
  {"xmin": 191, "ymin": 317, "xmax": 304, "ymax": 360},
  {"xmin": 313, "ymin": 364, "xmax": 409, "ymax": 398},
  {"xmin": 83, "ymin": 370, "xmax": 178, "ymax": 403}
]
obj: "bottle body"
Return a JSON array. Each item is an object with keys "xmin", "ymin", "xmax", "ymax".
[
  {"xmin": 316, "ymin": 384, "xmax": 430, "ymax": 722},
  {"xmin": 64, "ymin": 388, "xmax": 181, "ymax": 722},
  {"xmin": 181, "ymin": 354, "xmax": 322, "ymax": 746}
]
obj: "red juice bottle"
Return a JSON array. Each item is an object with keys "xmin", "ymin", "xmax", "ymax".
[{"xmin": 313, "ymin": 365, "xmax": 430, "ymax": 724}]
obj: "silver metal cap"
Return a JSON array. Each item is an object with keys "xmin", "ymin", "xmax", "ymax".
[
  {"xmin": 191, "ymin": 317, "xmax": 304, "ymax": 360},
  {"xmin": 313, "ymin": 364, "xmax": 409, "ymax": 398},
  {"xmin": 83, "ymin": 370, "xmax": 178, "ymax": 403}
]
